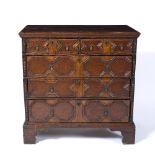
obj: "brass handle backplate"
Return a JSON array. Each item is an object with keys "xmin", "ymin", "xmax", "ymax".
[
  {"xmin": 76, "ymin": 101, "xmax": 81, "ymax": 106},
  {"xmin": 76, "ymin": 80, "xmax": 80, "ymax": 85}
]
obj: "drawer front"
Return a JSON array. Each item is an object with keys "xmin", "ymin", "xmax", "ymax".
[
  {"xmin": 27, "ymin": 78, "xmax": 76, "ymax": 97},
  {"xmin": 27, "ymin": 78, "xmax": 130, "ymax": 98},
  {"xmin": 25, "ymin": 39, "xmax": 133, "ymax": 55},
  {"xmin": 27, "ymin": 56, "xmax": 76, "ymax": 77},
  {"xmin": 26, "ymin": 39, "xmax": 80, "ymax": 55},
  {"xmin": 81, "ymin": 39, "xmax": 133, "ymax": 55},
  {"xmin": 81, "ymin": 78, "xmax": 130, "ymax": 98},
  {"xmin": 27, "ymin": 56, "xmax": 132, "ymax": 77},
  {"xmin": 82, "ymin": 56, "xmax": 132, "ymax": 77},
  {"xmin": 28, "ymin": 99, "xmax": 130, "ymax": 123}
]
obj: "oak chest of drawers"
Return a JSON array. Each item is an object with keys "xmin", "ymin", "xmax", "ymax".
[{"xmin": 19, "ymin": 25, "xmax": 140, "ymax": 144}]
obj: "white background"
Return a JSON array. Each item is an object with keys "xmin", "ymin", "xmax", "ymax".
[{"xmin": 0, "ymin": 0, "xmax": 155, "ymax": 154}]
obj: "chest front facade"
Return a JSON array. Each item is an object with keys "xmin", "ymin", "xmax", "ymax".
[{"xmin": 20, "ymin": 25, "xmax": 140, "ymax": 144}]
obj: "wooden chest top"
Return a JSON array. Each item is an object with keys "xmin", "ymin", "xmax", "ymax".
[{"xmin": 19, "ymin": 25, "xmax": 140, "ymax": 38}]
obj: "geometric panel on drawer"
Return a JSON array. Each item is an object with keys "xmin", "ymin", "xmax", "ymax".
[
  {"xmin": 28, "ymin": 100, "xmax": 76, "ymax": 122},
  {"xmin": 110, "ymin": 56, "xmax": 132, "ymax": 77},
  {"xmin": 108, "ymin": 78, "xmax": 130, "ymax": 97},
  {"xmin": 52, "ymin": 57, "xmax": 74, "ymax": 76},
  {"xmin": 27, "ymin": 56, "xmax": 132, "ymax": 77},
  {"xmin": 54, "ymin": 101, "xmax": 75, "ymax": 121},
  {"xmin": 83, "ymin": 78, "xmax": 130, "ymax": 98},
  {"xmin": 109, "ymin": 100, "xmax": 130, "ymax": 122},
  {"xmin": 26, "ymin": 39, "xmax": 48, "ymax": 54},
  {"xmin": 28, "ymin": 78, "xmax": 130, "ymax": 98},
  {"xmin": 53, "ymin": 79, "xmax": 76, "ymax": 97},
  {"xmin": 28, "ymin": 78, "xmax": 76, "ymax": 97},
  {"xmin": 27, "ymin": 56, "xmax": 49, "ymax": 75},
  {"xmin": 108, "ymin": 39, "xmax": 133, "ymax": 53},
  {"xmin": 80, "ymin": 39, "xmax": 133, "ymax": 55},
  {"xmin": 83, "ymin": 101, "xmax": 105, "ymax": 122},
  {"xmin": 57, "ymin": 39, "xmax": 80, "ymax": 54},
  {"xmin": 81, "ymin": 39, "xmax": 104, "ymax": 54},
  {"xmin": 28, "ymin": 99, "xmax": 130, "ymax": 123},
  {"xmin": 29, "ymin": 100, "xmax": 51, "ymax": 122},
  {"xmin": 26, "ymin": 39, "xmax": 80, "ymax": 55},
  {"xmin": 83, "ymin": 56, "xmax": 132, "ymax": 77},
  {"xmin": 83, "ymin": 56, "xmax": 106, "ymax": 77},
  {"xmin": 83, "ymin": 100, "xmax": 130, "ymax": 122},
  {"xmin": 83, "ymin": 79, "xmax": 103, "ymax": 97},
  {"xmin": 27, "ymin": 56, "xmax": 75, "ymax": 77}
]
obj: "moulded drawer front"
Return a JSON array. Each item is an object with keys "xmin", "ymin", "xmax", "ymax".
[
  {"xmin": 25, "ymin": 39, "xmax": 134, "ymax": 55},
  {"xmin": 26, "ymin": 56, "xmax": 132, "ymax": 78},
  {"xmin": 27, "ymin": 78, "xmax": 130, "ymax": 98},
  {"xmin": 28, "ymin": 99, "xmax": 130, "ymax": 123},
  {"xmin": 81, "ymin": 56, "xmax": 132, "ymax": 77},
  {"xmin": 25, "ymin": 39, "xmax": 80, "ymax": 55},
  {"xmin": 81, "ymin": 78, "xmax": 130, "ymax": 98},
  {"xmin": 27, "ymin": 78, "xmax": 76, "ymax": 97},
  {"xmin": 80, "ymin": 39, "xmax": 134, "ymax": 55},
  {"xmin": 26, "ymin": 56, "xmax": 76, "ymax": 77}
]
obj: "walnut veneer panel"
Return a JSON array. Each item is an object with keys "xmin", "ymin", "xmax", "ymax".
[
  {"xmin": 27, "ymin": 78, "xmax": 130, "ymax": 98},
  {"xmin": 27, "ymin": 56, "xmax": 132, "ymax": 77},
  {"xmin": 28, "ymin": 99, "xmax": 130, "ymax": 123},
  {"xmin": 24, "ymin": 39, "xmax": 133, "ymax": 55}
]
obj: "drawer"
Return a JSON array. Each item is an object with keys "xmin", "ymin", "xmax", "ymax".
[
  {"xmin": 82, "ymin": 78, "xmax": 130, "ymax": 98},
  {"xmin": 27, "ymin": 56, "xmax": 132, "ymax": 77},
  {"xmin": 27, "ymin": 78, "xmax": 76, "ymax": 97},
  {"xmin": 27, "ymin": 56, "xmax": 76, "ymax": 77},
  {"xmin": 28, "ymin": 99, "xmax": 130, "ymax": 122},
  {"xmin": 27, "ymin": 78, "xmax": 130, "ymax": 98},
  {"xmin": 25, "ymin": 39, "xmax": 133, "ymax": 55},
  {"xmin": 25, "ymin": 39, "xmax": 80, "ymax": 55},
  {"xmin": 81, "ymin": 39, "xmax": 133, "ymax": 55}
]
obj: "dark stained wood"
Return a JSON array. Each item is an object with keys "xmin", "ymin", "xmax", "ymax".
[
  {"xmin": 23, "ymin": 122, "xmax": 135, "ymax": 144},
  {"xmin": 19, "ymin": 25, "xmax": 140, "ymax": 144},
  {"xmin": 19, "ymin": 25, "xmax": 140, "ymax": 38}
]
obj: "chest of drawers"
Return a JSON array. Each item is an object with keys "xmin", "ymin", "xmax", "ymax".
[{"xmin": 19, "ymin": 25, "xmax": 140, "ymax": 144}]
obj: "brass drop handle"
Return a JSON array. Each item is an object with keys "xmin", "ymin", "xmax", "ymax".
[
  {"xmin": 35, "ymin": 43, "xmax": 39, "ymax": 51},
  {"xmin": 49, "ymin": 87, "xmax": 54, "ymax": 93},
  {"xmin": 77, "ymin": 101, "xmax": 81, "ymax": 106},
  {"xmin": 66, "ymin": 46, "xmax": 69, "ymax": 51},
  {"xmin": 119, "ymin": 43, "xmax": 124, "ymax": 50},
  {"xmin": 76, "ymin": 47, "xmax": 80, "ymax": 54},
  {"xmin": 104, "ymin": 85, "xmax": 109, "ymax": 92},
  {"xmin": 48, "ymin": 64, "xmax": 53, "ymax": 71},
  {"xmin": 44, "ymin": 41, "xmax": 49, "ymax": 47},
  {"xmin": 90, "ymin": 45, "xmax": 93, "ymax": 51},
  {"xmin": 76, "ymin": 80, "xmax": 80, "ymax": 85},
  {"xmin": 50, "ymin": 40, "xmax": 54, "ymax": 45}
]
